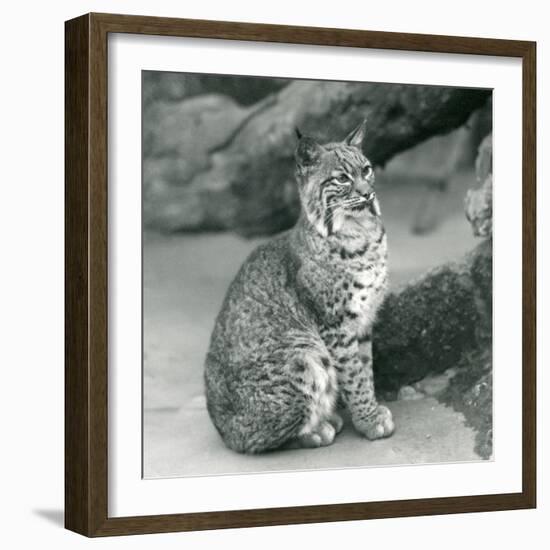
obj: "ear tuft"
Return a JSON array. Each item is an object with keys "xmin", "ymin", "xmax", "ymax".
[
  {"xmin": 295, "ymin": 127, "xmax": 303, "ymax": 140},
  {"xmin": 344, "ymin": 119, "xmax": 368, "ymax": 148}
]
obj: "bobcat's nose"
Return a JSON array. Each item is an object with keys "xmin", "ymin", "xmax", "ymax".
[{"xmin": 355, "ymin": 179, "xmax": 374, "ymax": 197}]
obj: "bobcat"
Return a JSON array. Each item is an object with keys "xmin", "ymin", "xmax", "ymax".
[{"xmin": 204, "ymin": 121, "xmax": 394, "ymax": 453}]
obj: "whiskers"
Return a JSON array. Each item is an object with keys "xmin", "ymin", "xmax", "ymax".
[
  {"xmin": 327, "ymin": 196, "xmax": 367, "ymax": 217},
  {"xmin": 321, "ymin": 193, "xmax": 379, "ymax": 237},
  {"xmin": 344, "ymin": 197, "xmax": 368, "ymax": 209}
]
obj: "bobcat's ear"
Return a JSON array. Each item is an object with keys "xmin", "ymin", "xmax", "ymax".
[
  {"xmin": 344, "ymin": 119, "xmax": 367, "ymax": 148},
  {"xmin": 295, "ymin": 136, "xmax": 324, "ymax": 166}
]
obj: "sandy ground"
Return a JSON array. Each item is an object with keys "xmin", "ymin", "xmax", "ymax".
[{"xmin": 143, "ymin": 174, "xmax": 482, "ymax": 478}]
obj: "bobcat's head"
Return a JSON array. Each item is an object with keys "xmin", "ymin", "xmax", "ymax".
[{"xmin": 294, "ymin": 120, "xmax": 380, "ymax": 237}]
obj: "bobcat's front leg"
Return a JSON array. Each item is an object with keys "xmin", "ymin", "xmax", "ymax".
[{"xmin": 333, "ymin": 331, "xmax": 394, "ymax": 440}]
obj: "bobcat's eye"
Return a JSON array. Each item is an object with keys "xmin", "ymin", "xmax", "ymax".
[
  {"xmin": 336, "ymin": 173, "xmax": 351, "ymax": 184},
  {"xmin": 363, "ymin": 165, "xmax": 373, "ymax": 177}
]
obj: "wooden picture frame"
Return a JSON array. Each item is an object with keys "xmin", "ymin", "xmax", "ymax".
[{"xmin": 65, "ymin": 12, "xmax": 536, "ymax": 537}]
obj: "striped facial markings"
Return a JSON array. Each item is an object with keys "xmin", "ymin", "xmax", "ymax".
[{"xmin": 300, "ymin": 143, "xmax": 375, "ymax": 236}]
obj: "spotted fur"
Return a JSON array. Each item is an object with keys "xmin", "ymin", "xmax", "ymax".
[{"xmin": 205, "ymin": 121, "xmax": 394, "ymax": 453}]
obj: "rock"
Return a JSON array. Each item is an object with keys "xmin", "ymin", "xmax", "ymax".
[
  {"xmin": 398, "ymin": 385, "xmax": 424, "ymax": 401},
  {"xmin": 373, "ymin": 238, "xmax": 492, "ymax": 392},
  {"xmin": 465, "ymin": 134, "xmax": 493, "ymax": 237},
  {"xmin": 414, "ymin": 368, "xmax": 458, "ymax": 396},
  {"xmin": 143, "ymin": 72, "xmax": 204, "ymax": 106},
  {"xmin": 143, "ymin": 94, "xmax": 247, "ymax": 164},
  {"xmin": 373, "ymin": 133, "xmax": 492, "ymax": 394},
  {"xmin": 438, "ymin": 348, "xmax": 493, "ymax": 459},
  {"xmin": 143, "ymin": 71, "xmax": 289, "ymax": 107},
  {"xmin": 143, "ymin": 92, "xmax": 285, "ymax": 232},
  {"xmin": 142, "ymin": 79, "xmax": 491, "ymax": 235}
]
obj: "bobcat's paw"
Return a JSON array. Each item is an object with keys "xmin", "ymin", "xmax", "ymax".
[
  {"xmin": 328, "ymin": 412, "xmax": 344, "ymax": 434},
  {"xmin": 356, "ymin": 405, "xmax": 395, "ymax": 440},
  {"xmin": 298, "ymin": 420, "xmax": 337, "ymax": 448}
]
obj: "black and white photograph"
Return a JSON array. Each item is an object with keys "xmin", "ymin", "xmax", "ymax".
[
  {"xmin": 2, "ymin": 0, "xmax": 544, "ymax": 544},
  {"xmin": 142, "ymin": 71, "xmax": 493, "ymax": 479}
]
